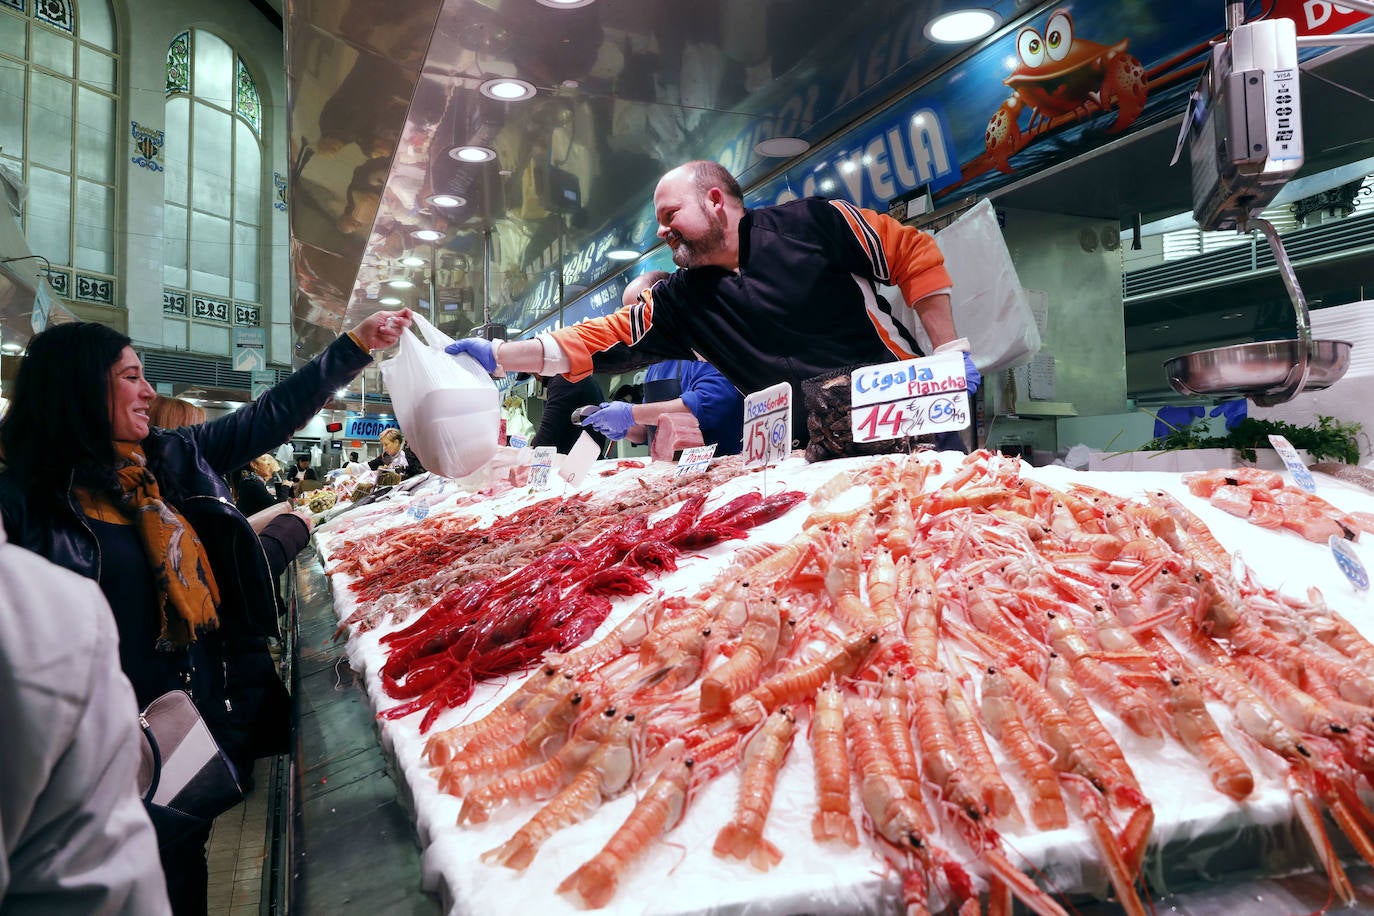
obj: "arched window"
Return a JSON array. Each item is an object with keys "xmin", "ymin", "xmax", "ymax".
[
  {"xmin": 163, "ymin": 28, "xmax": 263, "ymax": 337},
  {"xmin": 0, "ymin": 0, "xmax": 119, "ymax": 305}
]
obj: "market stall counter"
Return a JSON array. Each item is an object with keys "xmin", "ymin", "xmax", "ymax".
[{"xmin": 306, "ymin": 450, "xmax": 1374, "ymax": 915}]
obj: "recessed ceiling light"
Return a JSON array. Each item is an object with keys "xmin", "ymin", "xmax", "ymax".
[
  {"xmin": 412, "ymin": 228, "xmax": 444, "ymax": 241},
  {"xmin": 754, "ymin": 137, "xmax": 811, "ymax": 158},
  {"xmin": 536, "ymin": 0, "xmax": 595, "ymax": 7},
  {"xmin": 448, "ymin": 145, "xmax": 497, "ymax": 163},
  {"xmin": 335, "ymin": 389, "xmax": 349, "ymax": 398},
  {"xmin": 479, "ymin": 78, "xmax": 536, "ymax": 102},
  {"xmin": 1221, "ymin": 312, "xmax": 1245, "ymax": 319},
  {"xmin": 0, "ymin": 342, "xmax": 22, "ymax": 355},
  {"xmin": 400, "ymin": 256, "xmax": 426, "ymax": 267},
  {"xmin": 379, "ymin": 296, "xmax": 403, "ymax": 306},
  {"xmin": 428, "ymin": 194, "xmax": 466, "ymax": 208},
  {"xmin": 606, "ymin": 249, "xmax": 640, "ymax": 261},
  {"xmin": 387, "ymin": 278, "xmax": 414, "ymax": 289},
  {"xmin": 925, "ymin": 9, "xmax": 1000, "ymax": 43}
]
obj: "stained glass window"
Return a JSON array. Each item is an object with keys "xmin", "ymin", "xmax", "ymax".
[
  {"xmin": 166, "ymin": 30, "xmax": 188, "ymax": 96},
  {"xmin": 0, "ymin": 0, "xmax": 118, "ymax": 295},
  {"xmin": 164, "ymin": 28, "xmax": 264, "ymax": 328},
  {"xmin": 235, "ymin": 56, "xmax": 260, "ymax": 136}
]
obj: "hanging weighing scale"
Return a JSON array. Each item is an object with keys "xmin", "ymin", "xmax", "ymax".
[{"xmin": 1164, "ymin": 3, "xmax": 1371, "ymax": 406}]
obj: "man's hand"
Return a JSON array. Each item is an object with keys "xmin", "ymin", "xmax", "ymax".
[
  {"xmin": 580, "ymin": 401, "xmax": 635, "ymax": 440},
  {"xmin": 350, "ymin": 308, "xmax": 413, "ymax": 351},
  {"xmin": 445, "ymin": 338, "xmax": 501, "ymax": 375},
  {"xmin": 962, "ymin": 351, "xmax": 981, "ymax": 396}
]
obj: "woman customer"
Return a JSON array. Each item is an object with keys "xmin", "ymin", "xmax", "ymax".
[
  {"xmin": 236, "ymin": 454, "xmax": 288, "ymax": 517},
  {"xmin": 0, "ymin": 309, "xmax": 411, "ymax": 915},
  {"xmin": 368, "ymin": 427, "xmax": 426, "ymax": 479}
]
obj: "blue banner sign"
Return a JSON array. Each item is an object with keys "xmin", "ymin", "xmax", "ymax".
[{"xmin": 344, "ymin": 417, "xmax": 400, "ymax": 440}]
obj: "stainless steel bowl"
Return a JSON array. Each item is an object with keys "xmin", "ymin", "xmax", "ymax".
[{"xmin": 1164, "ymin": 338, "xmax": 1352, "ymax": 401}]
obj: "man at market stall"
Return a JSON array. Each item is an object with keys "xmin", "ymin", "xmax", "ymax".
[
  {"xmin": 577, "ymin": 270, "xmax": 744, "ymax": 456},
  {"xmin": 447, "ymin": 159, "xmax": 978, "ymax": 454}
]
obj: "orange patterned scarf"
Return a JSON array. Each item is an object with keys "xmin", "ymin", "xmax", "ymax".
[{"xmin": 92, "ymin": 443, "xmax": 222, "ymax": 648}]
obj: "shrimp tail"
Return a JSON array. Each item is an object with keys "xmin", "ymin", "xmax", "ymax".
[{"xmin": 811, "ymin": 810, "xmax": 859, "ymax": 847}]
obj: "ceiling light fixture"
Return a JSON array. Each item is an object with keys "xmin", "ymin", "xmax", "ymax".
[
  {"xmin": 536, "ymin": 0, "xmax": 596, "ymax": 8},
  {"xmin": 0, "ymin": 342, "xmax": 22, "ymax": 355},
  {"xmin": 605, "ymin": 249, "xmax": 640, "ymax": 261},
  {"xmin": 479, "ymin": 78, "xmax": 536, "ymax": 102},
  {"xmin": 754, "ymin": 136, "xmax": 811, "ymax": 158},
  {"xmin": 448, "ymin": 145, "xmax": 497, "ymax": 163},
  {"xmin": 411, "ymin": 228, "xmax": 444, "ymax": 242},
  {"xmin": 428, "ymin": 194, "xmax": 466, "ymax": 208},
  {"xmin": 925, "ymin": 9, "xmax": 1000, "ymax": 43},
  {"xmin": 387, "ymin": 278, "xmax": 414, "ymax": 289},
  {"xmin": 379, "ymin": 296, "xmax": 403, "ymax": 306},
  {"xmin": 400, "ymin": 256, "xmax": 426, "ymax": 267}
]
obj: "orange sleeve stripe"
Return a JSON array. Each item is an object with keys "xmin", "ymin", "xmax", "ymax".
[
  {"xmin": 549, "ymin": 304, "xmax": 641, "ymax": 382},
  {"xmin": 866, "ymin": 311, "xmax": 918, "ymax": 361},
  {"xmin": 829, "ymin": 200, "xmax": 884, "ymax": 278},
  {"xmin": 859, "ymin": 207, "xmax": 953, "ymax": 306}
]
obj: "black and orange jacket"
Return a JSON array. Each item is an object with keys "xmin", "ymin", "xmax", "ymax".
[{"xmin": 551, "ymin": 196, "xmax": 951, "ymax": 433}]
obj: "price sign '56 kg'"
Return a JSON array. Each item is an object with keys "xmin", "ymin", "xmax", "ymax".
[
  {"xmin": 743, "ymin": 382, "xmax": 792, "ymax": 469},
  {"xmin": 850, "ymin": 351, "xmax": 970, "ymax": 443}
]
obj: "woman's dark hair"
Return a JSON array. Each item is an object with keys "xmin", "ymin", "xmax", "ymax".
[{"xmin": 1, "ymin": 321, "xmax": 130, "ymax": 490}]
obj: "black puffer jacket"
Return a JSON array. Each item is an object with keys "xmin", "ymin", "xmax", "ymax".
[{"xmin": 0, "ymin": 334, "xmax": 372, "ymax": 767}]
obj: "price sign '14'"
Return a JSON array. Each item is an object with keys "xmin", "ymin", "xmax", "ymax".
[
  {"xmin": 742, "ymin": 382, "xmax": 793, "ymax": 470},
  {"xmin": 850, "ymin": 351, "xmax": 970, "ymax": 444}
]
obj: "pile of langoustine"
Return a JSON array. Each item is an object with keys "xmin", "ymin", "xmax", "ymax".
[{"xmin": 410, "ymin": 451, "xmax": 1374, "ymax": 915}]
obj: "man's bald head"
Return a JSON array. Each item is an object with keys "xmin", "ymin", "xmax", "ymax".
[{"xmin": 622, "ymin": 269, "xmax": 670, "ymax": 307}]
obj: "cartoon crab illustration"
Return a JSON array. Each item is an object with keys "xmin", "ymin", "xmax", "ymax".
[{"xmin": 983, "ymin": 9, "xmax": 1149, "ymax": 173}]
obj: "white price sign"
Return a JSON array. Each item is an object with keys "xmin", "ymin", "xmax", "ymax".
[
  {"xmin": 529, "ymin": 446, "xmax": 556, "ymax": 490},
  {"xmin": 742, "ymin": 382, "xmax": 792, "ymax": 469},
  {"xmin": 850, "ymin": 352, "xmax": 970, "ymax": 444},
  {"xmin": 1267, "ymin": 434, "xmax": 1316, "ymax": 492},
  {"xmin": 674, "ymin": 444, "xmax": 717, "ymax": 478}
]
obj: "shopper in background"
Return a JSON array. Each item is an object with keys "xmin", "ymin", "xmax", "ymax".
[
  {"xmin": 368, "ymin": 428, "xmax": 425, "ymax": 479},
  {"xmin": 448, "ymin": 160, "xmax": 978, "ymax": 450},
  {"xmin": 147, "ymin": 396, "xmax": 203, "ymax": 430},
  {"xmin": 0, "ymin": 527, "xmax": 172, "ymax": 916},
  {"xmin": 527, "ymin": 373, "xmax": 609, "ymax": 455},
  {"xmin": 0, "ymin": 309, "xmax": 411, "ymax": 915},
  {"xmin": 579, "ymin": 271, "xmax": 744, "ymax": 455},
  {"xmin": 235, "ymin": 454, "xmax": 288, "ymax": 518},
  {"xmin": 153, "ymin": 399, "xmax": 311, "ymax": 617}
]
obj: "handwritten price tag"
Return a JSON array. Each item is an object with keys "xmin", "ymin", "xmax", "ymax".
[
  {"xmin": 529, "ymin": 446, "xmax": 556, "ymax": 490},
  {"xmin": 675, "ymin": 444, "xmax": 717, "ymax": 478},
  {"xmin": 850, "ymin": 352, "xmax": 970, "ymax": 444},
  {"xmin": 1268, "ymin": 434, "xmax": 1316, "ymax": 492},
  {"xmin": 743, "ymin": 382, "xmax": 792, "ymax": 470}
]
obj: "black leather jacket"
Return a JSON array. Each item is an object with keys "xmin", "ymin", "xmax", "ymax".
[{"xmin": 0, "ymin": 334, "xmax": 373, "ymax": 764}]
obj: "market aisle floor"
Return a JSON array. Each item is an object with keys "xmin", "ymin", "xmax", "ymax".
[{"xmin": 206, "ymin": 757, "xmax": 271, "ymax": 916}]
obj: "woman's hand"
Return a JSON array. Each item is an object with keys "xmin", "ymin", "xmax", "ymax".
[{"xmin": 350, "ymin": 308, "xmax": 414, "ymax": 351}]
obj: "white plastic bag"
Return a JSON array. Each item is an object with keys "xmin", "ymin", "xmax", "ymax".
[
  {"xmin": 934, "ymin": 199, "xmax": 1041, "ymax": 373},
  {"xmin": 378, "ymin": 313, "xmax": 499, "ymax": 478}
]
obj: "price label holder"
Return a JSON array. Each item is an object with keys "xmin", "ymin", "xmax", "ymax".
[
  {"xmin": 743, "ymin": 382, "xmax": 792, "ymax": 470},
  {"xmin": 1329, "ymin": 534, "xmax": 1370, "ymax": 591},
  {"xmin": 1268, "ymin": 434, "xmax": 1316, "ymax": 493},
  {"xmin": 558, "ymin": 433, "xmax": 600, "ymax": 488},
  {"xmin": 675, "ymin": 444, "xmax": 717, "ymax": 479},
  {"xmin": 850, "ymin": 352, "xmax": 970, "ymax": 444},
  {"xmin": 530, "ymin": 446, "xmax": 556, "ymax": 490}
]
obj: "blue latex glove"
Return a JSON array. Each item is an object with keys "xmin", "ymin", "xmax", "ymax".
[
  {"xmin": 1209, "ymin": 399, "xmax": 1248, "ymax": 432},
  {"xmin": 581, "ymin": 401, "xmax": 635, "ymax": 440},
  {"xmin": 963, "ymin": 351, "xmax": 981, "ymax": 396},
  {"xmin": 444, "ymin": 337, "xmax": 499, "ymax": 374}
]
